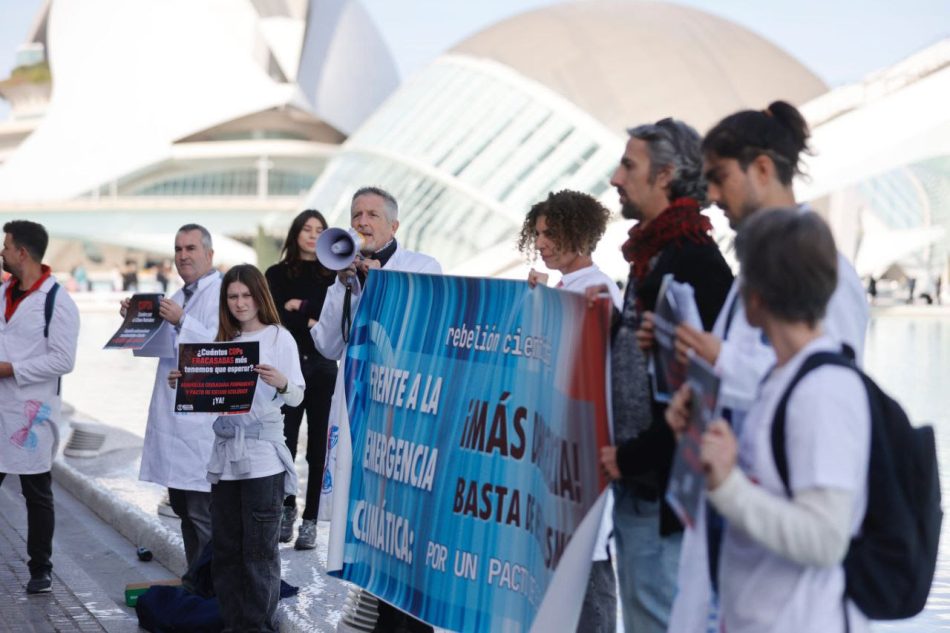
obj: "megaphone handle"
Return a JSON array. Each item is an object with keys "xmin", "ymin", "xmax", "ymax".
[{"xmin": 341, "ymin": 285, "xmax": 353, "ymax": 344}]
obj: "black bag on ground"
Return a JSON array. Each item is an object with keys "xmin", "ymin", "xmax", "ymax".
[
  {"xmin": 135, "ymin": 586, "xmax": 224, "ymax": 633},
  {"xmin": 770, "ymin": 350, "xmax": 941, "ymax": 620},
  {"xmin": 135, "ymin": 541, "xmax": 299, "ymax": 632}
]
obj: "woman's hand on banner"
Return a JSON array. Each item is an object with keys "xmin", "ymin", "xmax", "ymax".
[
  {"xmin": 584, "ymin": 284, "xmax": 611, "ymax": 307},
  {"xmin": 167, "ymin": 370, "xmax": 182, "ymax": 389},
  {"xmin": 119, "ymin": 297, "xmax": 130, "ymax": 318},
  {"xmin": 527, "ymin": 268, "xmax": 549, "ymax": 288}
]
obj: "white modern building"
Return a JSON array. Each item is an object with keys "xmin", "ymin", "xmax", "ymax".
[
  {"xmin": 1, "ymin": 0, "xmax": 946, "ymax": 288},
  {"xmin": 0, "ymin": 0, "xmax": 399, "ymax": 266},
  {"xmin": 800, "ymin": 39, "xmax": 950, "ymax": 290},
  {"xmin": 302, "ymin": 0, "xmax": 828, "ymax": 280}
]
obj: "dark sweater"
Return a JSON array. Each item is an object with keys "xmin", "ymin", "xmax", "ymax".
[
  {"xmin": 265, "ymin": 260, "xmax": 337, "ymax": 372},
  {"xmin": 615, "ymin": 238, "xmax": 733, "ymax": 536}
]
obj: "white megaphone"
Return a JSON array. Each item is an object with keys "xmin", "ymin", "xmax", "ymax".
[{"xmin": 316, "ymin": 228, "xmax": 367, "ymax": 270}]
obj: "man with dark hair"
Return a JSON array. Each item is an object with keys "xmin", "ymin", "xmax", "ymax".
[
  {"xmin": 0, "ymin": 220, "xmax": 80, "ymax": 593},
  {"xmin": 314, "ymin": 187, "xmax": 441, "ymax": 633},
  {"xmin": 666, "ymin": 102, "xmax": 870, "ymax": 633},
  {"xmin": 697, "ymin": 208, "xmax": 871, "ymax": 633},
  {"xmin": 121, "ymin": 224, "xmax": 222, "ymax": 586},
  {"xmin": 593, "ymin": 118, "xmax": 733, "ymax": 633}
]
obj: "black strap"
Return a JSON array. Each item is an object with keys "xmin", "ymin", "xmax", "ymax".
[
  {"xmin": 44, "ymin": 283, "xmax": 59, "ymax": 338},
  {"xmin": 44, "ymin": 283, "xmax": 62, "ymax": 395},
  {"xmin": 341, "ymin": 284, "xmax": 353, "ymax": 344},
  {"xmin": 770, "ymin": 350, "xmax": 856, "ymax": 497}
]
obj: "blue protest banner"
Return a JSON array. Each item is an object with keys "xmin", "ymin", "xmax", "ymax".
[{"xmin": 326, "ymin": 270, "xmax": 611, "ymax": 632}]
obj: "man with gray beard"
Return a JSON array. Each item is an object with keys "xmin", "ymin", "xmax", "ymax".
[{"xmin": 592, "ymin": 118, "xmax": 732, "ymax": 633}]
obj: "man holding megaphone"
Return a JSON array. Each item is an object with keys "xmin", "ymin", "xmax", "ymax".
[{"xmin": 311, "ymin": 186, "xmax": 441, "ymax": 633}]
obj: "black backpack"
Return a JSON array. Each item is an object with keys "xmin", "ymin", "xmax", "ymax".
[{"xmin": 770, "ymin": 351, "xmax": 941, "ymax": 620}]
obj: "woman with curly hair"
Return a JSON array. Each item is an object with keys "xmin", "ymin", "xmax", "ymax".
[
  {"xmin": 518, "ymin": 189, "xmax": 620, "ymax": 633},
  {"xmin": 519, "ymin": 189, "xmax": 622, "ymax": 309}
]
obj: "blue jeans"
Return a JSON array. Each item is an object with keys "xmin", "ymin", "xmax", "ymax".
[
  {"xmin": 612, "ymin": 486, "xmax": 682, "ymax": 633},
  {"xmin": 211, "ymin": 473, "xmax": 284, "ymax": 633}
]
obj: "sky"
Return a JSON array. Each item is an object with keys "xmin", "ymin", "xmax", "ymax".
[{"xmin": 0, "ymin": 0, "xmax": 947, "ymax": 120}]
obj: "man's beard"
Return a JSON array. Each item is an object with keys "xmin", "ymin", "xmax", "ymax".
[
  {"xmin": 620, "ymin": 201, "xmax": 643, "ymax": 221},
  {"xmin": 727, "ymin": 199, "xmax": 762, "ymax": 231},
  {"xmin": 1, "ymin": 260, "xmax": 16, "ymax": 277}
]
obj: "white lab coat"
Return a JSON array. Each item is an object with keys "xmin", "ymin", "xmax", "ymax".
[
  {"xmin": 136, "ymin": 271, "xmax": 222, "ymax": 491},
  {"xmin": 0, "ymin": 276, "xmax": 79, "ymax": 474},
  {"xmin": 313, "ymin": 245, "xmax": 441, "ymax": 572}
]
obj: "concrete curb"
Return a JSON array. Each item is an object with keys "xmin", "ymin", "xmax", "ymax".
[
  {"xmin": 51, "ymin": 457, "xmax": 317, "ymax": 633},
  {"xmin": 52, "ymin": 458, "xmax": 187, "ymax": 577}
]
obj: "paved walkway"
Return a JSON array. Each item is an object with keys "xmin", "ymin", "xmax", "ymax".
[
  {"xmin": 0, "ymin": 476, "xmax": 174, "ymax": 633},
  {"xmin": 52, "ymin": 420, "xmax": 353, "ymax": 633}
]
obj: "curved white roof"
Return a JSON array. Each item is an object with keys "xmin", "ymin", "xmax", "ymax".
[
  {"xmin": 0, "ymin": 0, "xmax": 398, "ymax": 202},
  {"xmin": 452, "ymin": 0, "xmax": 827, "ymax": 134}
]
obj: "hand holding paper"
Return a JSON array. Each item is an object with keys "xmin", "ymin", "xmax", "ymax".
[
  {"xmin": 701, "ymin": 420, "xmax": 737, "ymax": 490},
  {"xmin": 675, "ymin": 323, "xmax": 721, "ymax": 366}
]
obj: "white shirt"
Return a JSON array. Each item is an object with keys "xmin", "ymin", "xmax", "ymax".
[
  {"xmin": 669, "ymin": 223, "xmax": 871, "ymax": 633},
  {"xmin": 557, "ymin": 264, "xmax": 622, "ymax": 310},
  {"xmin": 714, "ymin": 248, "xmax": 868, "ymax": 418},
  {"xmin": 207, "ymin": 325, "xmax": 304, "ymax": 495},
  {"xmin": 717, "ymin": 336, "xmax": 870, "ymax": 633}
]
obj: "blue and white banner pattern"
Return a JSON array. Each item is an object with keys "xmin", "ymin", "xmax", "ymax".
[{"xmin": 327, "ymin": 271, "xmax": 611, "ymax": 632}]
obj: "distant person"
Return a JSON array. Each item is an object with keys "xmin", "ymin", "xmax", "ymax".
[
  {"xmin": 594, "ymin": 118, "xmax": 733, "ymax": 633},
  {"xmin": 697, "ymin": 209, "xmax": 871, "ymax": 633},
  {"xmin": 169, "ymin": 264, "xmax": 303, "ymax": 633},
  {"xmin": 518, "ymin": 189, "xmax": 620, "ymax": 633},
  {"xmin": 71, "ymin": 263, "xmax": 89, "ymax": 292},
  {"xmin": 156, "ymin": 259, "xmax": 171, "ymax": 294},
  {"xmin": 0, "ymin": 220, "xmax": 80, "ymax": 593},
  {"xmin": 121, "ymin": 224, "xmax": 221, "ymax": 587},
  {"xmin": 667, "ymin": 101, "xmax": 870, "ymax": 633},
  {"xmin": 265, "ymin": 210, "xmax": 337, "ymax": 550},
  {"xmin": 313, "ymin": 187, "xmax": 441, "ymax": 633},
  {"xmin": 122, "ymin": 259, "xmax": 139, "ymax": 292},
  {"xmin": 907, "ymin": 277, "xmax": 917, "ymax": 304}
]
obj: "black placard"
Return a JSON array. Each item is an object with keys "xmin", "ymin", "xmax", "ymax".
[
  {"xmin": 104, "ymin": 293, "xmax": 164, "ymax": 349},
  {"xmin": 174, "ymin": 341, "xmax": 259, "ymax": 414}
]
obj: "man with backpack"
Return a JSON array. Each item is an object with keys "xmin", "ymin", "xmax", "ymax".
[
  {"xmin": 666, "ymin": 102, "xmax": 871, "ymax": 633},
  {"xmin": 699, "ymin": 208, "xmax": 872, "ymax": 632},
  {"xmin": 0, "ymin": 220, "xmax": 80, "ymax": 594}
]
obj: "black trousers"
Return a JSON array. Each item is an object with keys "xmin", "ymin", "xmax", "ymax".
[
  {"xmin": 282, "ymin": 366, "xmax": 336, "ymax": 520},
  {"xmin": 0, "ymin": 471, "xmax": 54, "ymax": 574}
]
